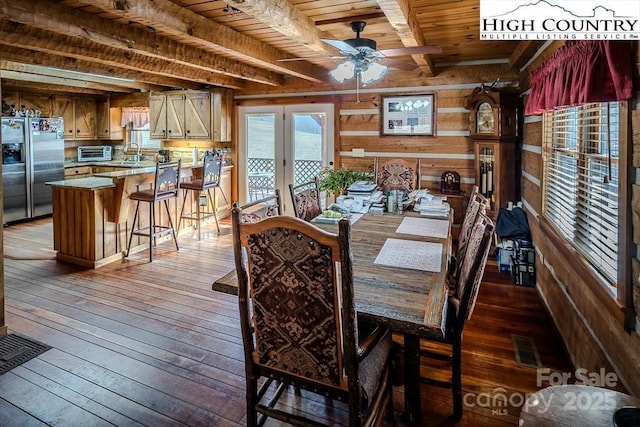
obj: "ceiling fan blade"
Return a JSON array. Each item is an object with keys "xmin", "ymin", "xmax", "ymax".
[
  {"xmin": 379, "ymin": 57, "xmax": 418, "ymax": 71},
  {"xmin": 379, "ymin": 45, "xmax": 443, "ymax": 57},
  {"xmin": 321, "ymin": 39, "xmax": 360, "ymax": 55},
  {"xmin": 277, "ymin": 56, "xmax": 346, "ymax": 62}
]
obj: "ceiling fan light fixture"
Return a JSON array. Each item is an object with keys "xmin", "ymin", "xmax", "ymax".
[
  {"xmin": 361, "ymin": 62, "xmax": 387, "ymax": 85},
  {"xmin": 329, "ymin": 61, "xmax": 355, "ymax": 83}
]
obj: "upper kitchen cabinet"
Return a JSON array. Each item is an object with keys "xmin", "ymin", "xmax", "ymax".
[
  {"xmin": 149, "ymin": 89, "xmax": 231, "ymax": 141},
  {"xmin": 19, "ymin": 93, "xmax": 53, "ymax": 117},
  {"xmin": 184, "ymin": 92, "xmax": 211, "ymax": 139},
  {"xmin": 149, "ymin": 93, "xmax": 168, "ymax": 139},
  {"xmin": 55, "ymin": 96, "xmax": 97, "ymax": 140},
  {"xmin": 96, "ymin": 99, "xmax": 124, "ymax": 141}
]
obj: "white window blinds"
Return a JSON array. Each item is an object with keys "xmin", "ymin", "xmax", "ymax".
[{"xmin": 542, "ymin": 102, "xmax": 619, "ymax": 284}]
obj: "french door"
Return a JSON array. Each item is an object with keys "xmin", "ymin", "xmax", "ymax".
[{"xmin": 238, "ymin": 104, "xmax": 334, "ymax": 214}]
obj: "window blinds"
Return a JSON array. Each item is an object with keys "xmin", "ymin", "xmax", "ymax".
[{"xmin": 542, "ymin": 102, "xmax": 619, "ymax": 284}]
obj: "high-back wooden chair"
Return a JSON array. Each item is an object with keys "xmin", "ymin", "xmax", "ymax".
[
  {"xmin": 126, "ymin": 160, "xmax": 181, "ymax": 262},
  {"xmin": 238, "ymin": 189, "xmax": 282, "ymax": 223},
  {"xmin": 422, "ymin": 212, "xmax": 495, "ymax": 418},
  {"xmin": 375, "ymin": 158, "xmax": 418, "ymax": 193},
  {"xmin": 448, "ymin": 186, "xmax": 490, "ymax": 289},
  {"xmin": 231, "ymin": 208, "xmax": 393, "ymax": 426},
  {"xmin": 178, "ymin": 153, "xmax": 227, "ymax": 239},
  {"xmin": 288, "ymin": 177, "xmax": 322, "ymax": 222}
]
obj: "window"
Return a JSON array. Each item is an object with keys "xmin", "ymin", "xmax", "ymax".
[
  {"xmin": 129, "ymin": 122, "xmax": 161, "ymax": 149},
  {"xmin": 542, "ymin": 102, "xmax": 620, "ymax": 286}
]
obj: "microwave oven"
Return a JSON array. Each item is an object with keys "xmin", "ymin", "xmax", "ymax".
[{"xmin": 78, "ymin": 146, "xmax": 112, "ymax": 162}]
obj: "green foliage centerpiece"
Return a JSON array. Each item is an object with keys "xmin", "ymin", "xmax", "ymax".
[{"xmin": 318, "ymin": 166, "xmax": 374, "ymax": 197}]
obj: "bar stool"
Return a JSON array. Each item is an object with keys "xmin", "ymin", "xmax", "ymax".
[
  {"xmin": 178, "ymin": 153, "xmax": 227, "ymax": 240},
  {"xmin": 126, "ymin": 160, "xmax": 181, "ymax": 262}
]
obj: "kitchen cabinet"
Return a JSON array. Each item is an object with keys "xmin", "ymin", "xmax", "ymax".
[
  {"xmin": 149, "ymin": 90, "xmax": 230, "ymax": 140},
  {"xmin": 64, "ymin": 166, "xmax": 93, "ymax": 179},
  {"xmin": 19, "ymin": 93, "xmax": 53, "ymax": 117},
  {"xmin": 149, "ymin": 93, "xmax": 168, "ymax": 139},
  {"xmin": 184, "ymin": 92, "xmax": 211, "ymax": 139},
  {"xmin": 55, "ymin": 96, "xmax": 97, "ymax": 140},
  {"xmin": 96, "ymin": 99, "xmax": 124, "ymax": 140}
]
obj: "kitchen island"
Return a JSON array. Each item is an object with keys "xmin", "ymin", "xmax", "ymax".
[{"xmin": 47, "ymin": 164, "xmax": 232, "ymax": 268}]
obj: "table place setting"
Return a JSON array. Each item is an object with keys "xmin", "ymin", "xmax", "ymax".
[
  {"xmin": 374, "ymin": 238, "xmax": 443, "ymax": 272},
  {"xmin": 395, "ymin": 216, "xmax": 450, "ymax": 239}
]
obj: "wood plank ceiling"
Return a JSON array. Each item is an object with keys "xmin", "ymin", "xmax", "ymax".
[{"xmin": 0, "ymin": 0, "xmax": 538, "ymax": 95}]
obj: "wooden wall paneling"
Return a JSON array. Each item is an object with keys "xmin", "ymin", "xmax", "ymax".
[
  {"xmin": 339, "ymin": 135, "xmax": 472, "ymax": 154},
  {"xmin": 522, "ymin": 177, "xmax": 542, "ymax": 217},
  {"xmin": 532, "ymin": 213, "xmax": 640, "ymax": 395},
  {"xmin": 523, "ymin": 120, "xmax": 542, "ymax": 146},
  {"xmin": 522, "ymin": 150, "xmax": 541, "ymax": 181}
]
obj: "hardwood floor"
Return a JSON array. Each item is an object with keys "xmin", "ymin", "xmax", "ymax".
[{"xmin": 1, "ymin": 217, "xmax": 572, "ymax": 426}]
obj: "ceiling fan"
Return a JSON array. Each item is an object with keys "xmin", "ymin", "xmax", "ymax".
[{"xmin": 319, "ymin": 21, "xmax": 442, "ymax": 73}]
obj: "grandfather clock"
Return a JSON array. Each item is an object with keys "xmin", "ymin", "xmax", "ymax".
[{"xmin": 465, "ymin": 84, "xmax": 521, "ymax": 215}]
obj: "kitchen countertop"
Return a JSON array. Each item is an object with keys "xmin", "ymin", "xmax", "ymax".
[
  {"xmin": 46, "ymin": 177, "xmax": 116, "ymax": 190},
  {"xmin": 65, "ymin": 160, "xmax": 158, "ymax": 168}
]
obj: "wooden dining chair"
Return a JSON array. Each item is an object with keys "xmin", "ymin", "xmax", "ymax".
[
  {"xmin": 238, "ymin": 189, "xmax": 282, "ymax": 223},
  {"xmin": 289, "ymin": 177, "xmax": 322, "ymax": 222},
  {"xmin": 231, "ymin": 208, "xmax": 393, "ymax": 426},
  {"xmin": 421, "ymin": 212, "xmax": 495, "ymax": 418},
  {"xmin": 375, "ymin": 158, "xmax": 418, "ymax": 193},
  {"xmin": 448, "ymin": 186, "xmax": 490, "ymax": 290}
]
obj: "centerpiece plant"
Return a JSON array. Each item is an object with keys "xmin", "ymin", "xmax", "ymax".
[{"xmin": 318, "ymin": 166, "xmax": 374, "ymax": 197}]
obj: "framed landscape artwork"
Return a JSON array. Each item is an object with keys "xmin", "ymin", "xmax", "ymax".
[{"xmin": 381, "ymin": 94, "xmax": 436, "ymax": 136}]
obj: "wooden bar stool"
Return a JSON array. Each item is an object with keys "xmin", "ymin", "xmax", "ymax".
[
  {"xmin": 126, "ymin": 160, "xmax": 181, "ymax": 262},
  {"xmin": 178, "ymin": 153, "xmax": 227, "ymax": 240}
]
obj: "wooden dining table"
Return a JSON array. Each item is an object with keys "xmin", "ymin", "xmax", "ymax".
[{"xmin": 213, "ymin": 210, "xmax": 453, "ymax": 422}]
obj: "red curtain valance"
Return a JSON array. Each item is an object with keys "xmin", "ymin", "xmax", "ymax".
[{"xmin": 525, "ymin": 41, "xmax": 634, "ymax": 116}]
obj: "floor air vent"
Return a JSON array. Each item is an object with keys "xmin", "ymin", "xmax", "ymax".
[
  {"xmin": 511, "ymin": 334, "xmax": 543, "ymax": 368},
  {"xmin": 0, "ymin": 334, "xmax": 51, "ymax": 376}
]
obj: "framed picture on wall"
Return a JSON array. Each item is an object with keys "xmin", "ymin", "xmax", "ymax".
[{"xmin": 381, "ymin": 94, "xmax": 436, "ymax": 136}]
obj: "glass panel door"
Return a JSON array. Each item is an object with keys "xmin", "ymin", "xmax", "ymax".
[{"xmin": 238, "ymin": 104, "xmax": 334, "ymax": 215}]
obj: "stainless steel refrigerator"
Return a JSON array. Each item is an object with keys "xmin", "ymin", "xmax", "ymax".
[{"xmin": 2, "ymin": 117, "xmax": 65, "ymax": 223}]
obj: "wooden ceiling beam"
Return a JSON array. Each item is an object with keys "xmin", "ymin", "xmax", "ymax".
[
  {"xmin": 0, "ymin": 22, "xmax": 246, "ymax": 90},
  {"xmin": 1, "ymin": 61, "xmax": 164, "ymax": 92},
  {"xmin": 228, "ymin": 0, "xmax": 338, "ymax": 55},
  {"xmin": 0, "ymin": 0, "xmax": 282, "ymax": 87},
  {"xmin": 0, "ymin": 69, "xmax": 136, "ymax": 93},
  {"xmin": 73, "ymin": 0, "xmax": 325, "ymax": 83},
  {"xmin": 375, "ymin": 0, "xmax": 436, "ymax": 76},
  {"xmin": 0, "ymin": 45, "xmax": 203, "ymax": 90},
  {"xmin": 1, "ymin": 79, "xmax": 109, "ymax": 96},
  {"xmin": 509, "ymin": 40, "xmax": 545, "ymax": 71}
]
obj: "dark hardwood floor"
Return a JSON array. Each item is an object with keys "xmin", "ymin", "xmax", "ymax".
[{"xmin": 1, "ymin": 217, "xmax": 572, "ymax": 426}]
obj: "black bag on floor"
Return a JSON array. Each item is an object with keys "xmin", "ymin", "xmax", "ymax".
[{"xmin": 496, "ymin": 207, "xmax": 530, "ymax": 241}]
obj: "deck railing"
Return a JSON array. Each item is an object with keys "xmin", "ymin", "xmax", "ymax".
[{"xmin": 247, "ymin": 157, "xmax": 322, "ymax": 201}]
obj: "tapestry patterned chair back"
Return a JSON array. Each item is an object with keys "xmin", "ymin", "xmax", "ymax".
[
  {"xmin": 289, "ymin": 178, "xmax": 322, "ymax": 222},
  {"xmin": 238, "ymin": 189, "xmax": 282, "ymax": 223},
  {"xmin": 233, "ymin": 214, "xmax": 353, "ymax": 390},
  {"xmin": 376, "ymin": 158, "xmax": 418, "ymax": 193}
]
